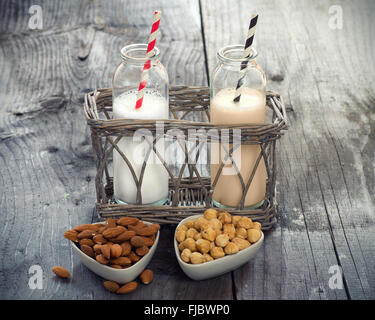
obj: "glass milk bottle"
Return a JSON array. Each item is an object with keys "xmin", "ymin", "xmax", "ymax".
[
  {"xmin": 210, "ymin": 44, "xmax": 267, "ymax": 208},
  {"xmin": 112, "ymin": 44, "xmax": 169, "ymax": 205}
]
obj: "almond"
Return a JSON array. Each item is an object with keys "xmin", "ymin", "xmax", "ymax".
[
  {"xmin": 80, "ymin": 244, "xmax": 95, "ymax": 258},
  {"xmin": 110, "ymin": 264, "xmax": 123, "ymax": 269},
  {"xmin": 98, "ymin": 226, "xmax": 106, "ymax": 234},
  {"xmin": 79, "ymin": 238, "xmax": 94, "ymax": 247},
  {"xmin": 77, "ymin": 229, "xmax": 96, "ymax": 239},
  {"xmin": 110, "ymin": 257, "xmax": 132, "ymax": 267},
  {"xmin": 137, "ymin": 226, "xmax": 157, "ymax": 236},
  {"xmin": 110, "ymin": 244, "xmax": 122, "ymax": 258},
  {"xmin": 117, "ymin": 217, "xmax": 139, "ymax": 227},
  {"xmin": 93, "ymin": 244, "xmax": 102, "ymax": 254},
  {"xmin": 103, "ymin": 226, "xmax": 125, "ymax": 239},
  {"xmin": 130, "ymin": 236, "xmax": 145, "ymax": 248},
  {"xmin": 128, "ymin": 251, "xmax": 140, "ymax": 262},
  {"xmin": 112, "ymin": 230, "xmax": 136, "ymax": 242},
  {"xmin": 128, "ymin": 221, "xmax": 146, "ymax": 232},
  {"xmin": 93, "ymin": 234, "xmax": 107, "ymax": 244},
  {"xmin": 106, "ymin": 218, "xmax": 117, "ymax": 228},
  {"xmin": 101, "ymin": 244, "xmax": 111, "ymax": 260},
  {"xmin": 140, "ymin": 269, "xmax": 154, "ymax": 285},
  {"xmin": 116, "ymin": 281, "xmax": 138, "ymax": 294},
  {"xmin": 103, "ymin": 281, "xmax": 120, "ymax": 293},
  {"xmin": 52, "ymin": 266, "xmax": 70, "ymax": 278},
  {"xmin": 135, "ymin": 246, "xmax": 149, "ymax": 256},
  {"xmin": 96, "ymin": 254, "xmax": 109, "ymax": 265},
  {"xmin": 64, "ymin": 230, "xmax": 78, "ymax": 242},
  {"xmin": 151, "ymin": 223, "xmax": 161, "ymax": 232},
  {"xmin": 120, "ymin": 241, "xmax": 132, "ymax": 256},
  {"xmin": 74, "ymin": 224, "xmax": 99, "ymax": 232},
  {"xmin": 141, "ymin": 236, "xmax": 155, "ymax": 247}
]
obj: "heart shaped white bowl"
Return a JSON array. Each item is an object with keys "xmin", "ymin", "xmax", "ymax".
[
  {"xmin": 174, "ymin": 214, "xmax": 264, "ymax": 281},
  {"xmin": 71, "ymin": 221, "xmax": 159, "ymax": 284}
]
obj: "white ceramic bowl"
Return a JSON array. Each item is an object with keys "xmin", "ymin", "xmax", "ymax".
[
  {"xmin": 71, "ymin": 222, "xmax": 159, "ymax": 284},
  {"xmin": 174, "ymin": 214, "xmax": 264, "ymax": 281}
]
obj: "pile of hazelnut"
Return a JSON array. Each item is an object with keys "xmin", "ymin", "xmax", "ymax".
[{"xmin": 175, "ymin": 209, "xmax": 262, "ymax": 264}]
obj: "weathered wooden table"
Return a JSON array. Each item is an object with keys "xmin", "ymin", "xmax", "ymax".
[{"xmin": 0, "ymin": 0, "xmax": 374, "ymax": 300}]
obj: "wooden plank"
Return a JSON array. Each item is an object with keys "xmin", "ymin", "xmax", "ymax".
[
  {"xmin": 201, "ymin": 0, "xmax": 375, "ymax": 299},
  {"xmin": 0, "ymin": 0, "xmax": 233, "ymax": 299}
]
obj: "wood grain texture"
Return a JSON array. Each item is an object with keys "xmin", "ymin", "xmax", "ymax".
[
  {"xmin": 201, "ymin": 0, "xmax": 375, "ymax": 299},
  {"xmin": 0, "ymin": 0, "xmax": 232, "ymax": 299}
]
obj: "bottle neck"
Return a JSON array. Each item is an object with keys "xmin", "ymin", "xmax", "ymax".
[
  {"xmin": 217, "ymin": 44, "xmax": 257, "ymax": 67},
  {"xmin": 120, "ymin": 43, "xmax": 160, "ymax": 65}
]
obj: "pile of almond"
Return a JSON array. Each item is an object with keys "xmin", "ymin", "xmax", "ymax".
[
  {"xmin": 175, "ymin": 209, "xmax": 262, "ymax": 264},
  {"xmin": 54, "ymin": 217, "xmax": 159, "ymax": 294},
  {"xmin": 64, "ymin": 217, "xmax": 160, "ymax": 269}
]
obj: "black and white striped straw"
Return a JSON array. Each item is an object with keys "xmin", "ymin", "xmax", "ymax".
[{"xmin": 233, "ymin": 14, "xmax": 259, "ymax": 103}]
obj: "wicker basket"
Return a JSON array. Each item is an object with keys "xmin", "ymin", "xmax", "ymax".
[{"xmin": 84, "ymin": 86, "xmax": 287, "ymax": 230}]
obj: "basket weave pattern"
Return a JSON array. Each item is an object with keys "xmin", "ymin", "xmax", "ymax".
[{"xmin": 84, "ymin": 86, "xmax": 287, "ymax": 230}]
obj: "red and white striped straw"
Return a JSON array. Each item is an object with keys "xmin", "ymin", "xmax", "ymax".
[
  {"xmin": 233, "ymin": 13, "xmax": 259, "ymax": 103},
  {"xmin": 135, "ymin": 10, "xmax": 162, "ymax": 110}
]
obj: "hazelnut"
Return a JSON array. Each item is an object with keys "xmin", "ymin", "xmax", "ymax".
[
  {"xmin": 196, "ymin": 239, "xmax": 211, "ymax": 254},
  {"xmin": 215, "ymin": 234, "xmax": 229, "ymax": 247},
  {"xmin": 183, "ymin": 238, "xmax": 196, "ymax": 252},
  {"xmin": 208, "ymin": 218, "xmax": 222, "ymax": 231},
  {"xmin": 202, "ymin": 227, "xmax": 216, "ymax": 242},
  {"xmin": 178, "ymin": 242, "xmax": 185, "ymax": 252},
  {"xmin": 210, "ymin": 242, "xmax": 215, "ymax": 250},
  {"xmin": 190, "ymin": 252, "xmax": 205, "ymax": 264},
  {"xmin": 194, "ymin": 217, "xmax": 209, "ymax": 231},
  {"xmin": 232, "ymin": 216, "xmax": 241, "ymax": 227},
  {"xmin": 210, "ymin": 246, "xmax": 225, "ymax": 259},
  {"xmin": 177, "ymin": 225, "xmax": 188, "ymax": 232},
  {"xmin": 175, "ymin": 229, "xmax": 186, "ymax": 243},
  {"xmin": 238, "ymin": 217, "xmax": 253, "ymax": 229},
  {"xmin": 199, "ymin": 220, "xmax": 211, "ymax": 231},
  {"xmin": 193, "ymin": 232, "xmax": 202, "ymax": 241},
  {"xmin": 203, "ymin": 208, "xmax": 218, "ymax": 220},
  {"xmin": 215, "ymin": 229, "xmax": 223, "ymax": 235},
  {"xmin": 235, "ymin": 227, "xmax": 248, "ymax": 239},
  {"xmin": 224, "ymin": 242, "xmax": 239, "ymax": 255},
  {"xmin": 232, "ymin": 237, "xmax": 251, "ymax": 250},
  {"xmin": 252, "ymin": 222, "xmax": 262, "ymax": 230},
  {"xmin": 181, "ymin": 248, "xmax": 192, "ymax": 263},
  {"xmin": 203, "ymin": 253, "xmax": 214, "ymax": 262},
  {"xmin": 186, "ymin": 228, "xmax": 198, "ymax": 239},
  {"xmin": 218, "ymin": 211, "xmax": 232, "ymax": 224},
  {"xmin": 247, "ymin": 229, "xmax": 261, "ymax": 243},
  {"xmin": 223, "ymin": 224, "xmax": 236, "ymax": 240},
  {"xmin": 184, "ymin": 220, "xmax": 195, "ymax": 229}
]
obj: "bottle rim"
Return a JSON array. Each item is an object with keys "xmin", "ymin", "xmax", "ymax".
[
  {"xmin": 217, "ymin": 44, "xmax": 258, "ymax": 65},
  {"xmin": 120, "ymin": 43, "xmax": 160, "ymax": 62}
]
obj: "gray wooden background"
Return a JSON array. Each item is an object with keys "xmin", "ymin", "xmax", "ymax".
[{"xmin": 0, "ymin": 0, "xmax": 374, "ymax": 300}]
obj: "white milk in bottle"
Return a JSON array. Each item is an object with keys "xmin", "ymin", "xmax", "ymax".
[{"xmin": 113, "ymin": 89, "xmax": 169, "ymax": 205}]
